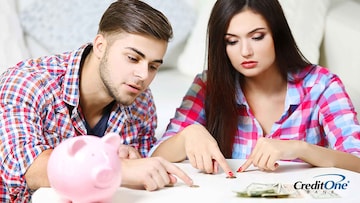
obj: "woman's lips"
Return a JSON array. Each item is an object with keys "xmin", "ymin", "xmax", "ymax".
[{"xmin": 241, "ymin": 61, "xmax": 258, "ymax": 69}]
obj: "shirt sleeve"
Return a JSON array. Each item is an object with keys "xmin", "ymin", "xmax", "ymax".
[
  {"xmin": 0, "ymin": 68, "xmax": 50, "ymax": 202},
  {"xmin": 317, "ymin": 73, "xmax": 360, "ymax": 157},
  {"xmin": 153, "ymin": 72, "xmax": 208, "ymax": 146}
]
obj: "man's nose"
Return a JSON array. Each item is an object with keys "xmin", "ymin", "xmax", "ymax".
[{"xmin": 134, "ymin": 64, "xmax": 148, "ymax": 80}]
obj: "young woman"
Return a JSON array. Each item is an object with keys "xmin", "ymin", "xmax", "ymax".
[{"xmin": 151, "ymin": 0, "xmax": 360, "ymax": 175}]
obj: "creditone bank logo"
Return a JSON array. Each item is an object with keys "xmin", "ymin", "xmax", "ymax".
[{"xmin": 293, "ymin": 174, "xmax": 350, "ymax": 190}]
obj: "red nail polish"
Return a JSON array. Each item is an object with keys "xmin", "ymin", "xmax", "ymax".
[
  {"xmin": 228, "ymin": 171, "xmax": 234, "ymax": 177},
  {"xmin": 236, "ymin": 167, "xmax": 242, "ymax": 172}
]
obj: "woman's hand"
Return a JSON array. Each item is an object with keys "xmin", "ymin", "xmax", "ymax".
[
  {"xmin": 239, "ymin": 137, "xmax": 303, "ymax": 172},
  {"xmin": 183, "ymin": 124, "xmax": 234, "ymax": 176}
]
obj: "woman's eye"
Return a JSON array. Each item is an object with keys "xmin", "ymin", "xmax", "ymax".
[
  {"xmin": 252, "ymin": 34, "xmax": 265, "ymax": 41},
  {"xmin": 226, "ymin": 39, "xmax": 237, "ymax": 45}
]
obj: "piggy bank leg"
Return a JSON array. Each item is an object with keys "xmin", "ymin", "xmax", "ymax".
[
  {"xmin": 58, "ymin": 198, "xmax": 71, "ymax": 203},
  {"xmin": 99, "ymin": 196, "xmax": 114, "ymax": 203}
]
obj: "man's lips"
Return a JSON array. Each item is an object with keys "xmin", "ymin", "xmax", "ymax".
[
  {"xmin": 128, "ymin": 83, "xmax": 141, "ymax": 90},
  {"xmin": 241, "ymin": 61, "xmax": 258, "ymax": 69},
  {"xmin": 126, "ymin": 83, "xmax": 142, "ymax": 93}
]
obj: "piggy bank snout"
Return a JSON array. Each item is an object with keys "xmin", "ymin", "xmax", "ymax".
[{"xmin": 93, "ymin": 166, "xmax": 121, "ymax": 189}]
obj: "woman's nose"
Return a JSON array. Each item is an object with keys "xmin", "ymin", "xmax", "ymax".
[{"xmin": 241, "ymin": 41, "xmax": 254, "ymax": 57}]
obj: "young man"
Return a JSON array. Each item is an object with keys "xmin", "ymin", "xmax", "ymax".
[{"xmin": 0, "ymin": 0, "xmax": 192, "ymax": 202}]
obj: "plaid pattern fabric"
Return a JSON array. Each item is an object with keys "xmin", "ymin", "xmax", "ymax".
[
  {"xmin": 154, "ymin": 65, "xmax": 360, "ymax": 158},
  {"xmin": 0, "ymin": 44, "xmax": 157, "ymax": 202}
]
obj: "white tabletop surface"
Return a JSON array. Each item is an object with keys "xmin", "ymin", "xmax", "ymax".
[{"xmin": 32, "ymin": 159, "xmax": 360, "ymax": 203}]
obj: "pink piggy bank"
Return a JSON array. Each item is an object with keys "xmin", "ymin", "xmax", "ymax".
[{"xmin": 47, "ymin": 133, "xmax": 122, "ymax": 203}]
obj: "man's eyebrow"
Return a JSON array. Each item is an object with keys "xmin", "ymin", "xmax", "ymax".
[{"xmin": 125, "ymin": 47, "xmax": 163, "ymax": 64}]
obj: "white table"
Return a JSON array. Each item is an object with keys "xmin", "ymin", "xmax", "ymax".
[{"xmin": 32, "ymin": 159, "xmax": 360, "ymax": 203}]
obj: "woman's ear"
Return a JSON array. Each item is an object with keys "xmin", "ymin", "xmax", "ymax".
[{"xmin": 93, "ymin": 34, "xmax": 107, "ymax": 59}]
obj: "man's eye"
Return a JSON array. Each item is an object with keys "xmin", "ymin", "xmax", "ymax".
[
  {"xmin": 128, "ymin": 56, "xmax": 138, "ymax": 62},
  {"xmin": 149, "ymin": 65, "xmax": 159, "ymax": 71}
]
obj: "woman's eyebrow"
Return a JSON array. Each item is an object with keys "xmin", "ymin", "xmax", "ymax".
[{"xmin": 225, "ymin": 27, "xmax": 266, "ymax": 37}]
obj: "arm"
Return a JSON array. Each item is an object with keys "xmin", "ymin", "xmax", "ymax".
[
  {"xmin": 151, "ymin": 131, "xmax": 187, "ymax": 162},
  {"xmin": 240, "ymin": 138, "xmax": 360, "ymax": 172},
  {"xmin": 152, "ymin": 73, "xmax": 233, "ymax": 174},
  {"xmin": 300, "ymin": 141, "xmax": 360, "ymax": 172},
  {"xmin": 0, "ymin": 69, "xmax": 54, "ymax": 201},
  {"xmin": 24, "ymin": 149, "xmax": 52, "ymax": 190},
  {"xmin": 25, "ymin": 147, "xmax": 193, "ymax": 192},
  {"xmin": 153, "ymin": 124, "xmax": 234, "ymax": 175},
  {"xmin": 311, "ymin": 73, "xmax": 360, "ymax": 172}
]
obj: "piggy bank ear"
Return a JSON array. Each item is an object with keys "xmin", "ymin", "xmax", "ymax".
[
  {"xmin": 68, "ymin": 138, "xmax": 87, "ymax": 156},
  {"xmin": 102, "ymin": 133, "xmax": 121, "ymax": 148}
]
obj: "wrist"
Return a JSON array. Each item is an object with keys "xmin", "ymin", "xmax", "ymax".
[
  {"xmin": 119, "ymin": 159, "xmax": 132, "ymax": 186},
  {"xmin": 295, "ymin": 140, "xmax": 309, "ymax": 160}
]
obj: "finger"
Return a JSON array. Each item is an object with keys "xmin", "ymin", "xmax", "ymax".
[
  {"xmin": 238, "ymin": 149, "xmax": 259, "ymax": 172},
  {"xmin": 162, "ymin": 161, "xmax": 193, "ymax": 186},
  {"xmin": 274, "ymin": 162, "xmax": 279, "ymax": 170},
  {"xmin": 257, "ymin": 153, "xmax": 269, "ymax": 170},
  {"xmin": 250, "ymin": 146, "xmax": 263, "ymax": 167},
  {"xmin": 188, "ymin": 154, "xmax": 197, "ymax": 169},
  {"xmin": 267, "ymin": 156, "xmax": 279, "ymax": 171},
  {"xmin": 249, "ymin": 138, "xmax": 262, "ymax": 162},
  {"xmin": 238, "ymin": 158, "xmax": 252, "ymax": 172},
  {"xmin": 168, "ymin": 174, "xmax": 178, "ymax": 185},
  {"xmin": 143, "ymin": 179, "xmax": 157, "ymax": 191},
  {"xmin": 213, "ymin": 160, "xmax": 219, "ymax": 174},
  {"xmin": 144, "ymin": 168, "xmax": 171, "ymax": 191},
  {"xmin": 213, "ymin": 155, "xmax": 233, "ymax": 175},
  {"xmin": 118, "ymin": 147, "xmax": 130, "ymax": 158},
  {"xmin": 203, "ymin": 157, "xmax": 214, "ymax": 174},
  {"xmin": 153, "ymin": 169, "xmax": 171, "ymax": 189},
  {"xmin": 128, "ymin": 149, "xmax": 141, "ymax": 159},
  {"xmin": 195, "ymin": 155, "xmax": 205, "ymax": 172}
]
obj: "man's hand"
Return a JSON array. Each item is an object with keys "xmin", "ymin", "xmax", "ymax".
[
  {"xmin": 120, "ymin": 157, "xmax": 193, "ymax": 191},
  {"xmin": 118, "ymin": 144, "xmax": 141, "ymax": 159}
]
